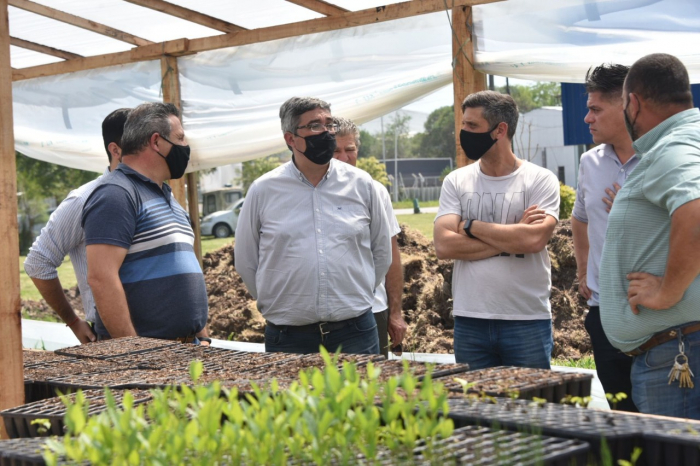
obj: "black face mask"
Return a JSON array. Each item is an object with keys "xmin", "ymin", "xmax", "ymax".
[
  {"xmin": 297, "ymin": 131, "xmax": 337, "ymax": 165},
  {"xmin": 623, "ymin": 96, "xmax": 640, "ymax": 141},
  {"xmin": 459, "ymin": 124, "xmax": 500, "ymax": 161},
  {"xmin": 157, "ymin": 135, "xmax": 190, "ymax": 179}
]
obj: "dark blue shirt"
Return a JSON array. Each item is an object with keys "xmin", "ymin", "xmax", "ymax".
[{"xmin": 82, "ymin": 164, "xmax": 208, "ymax": 339}]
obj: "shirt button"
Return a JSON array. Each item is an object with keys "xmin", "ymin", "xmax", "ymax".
[
  {"xmin": 315, "ymin": 208, "xmax": 320, "ymax": 212},
  {"xmin": 321, "ymin": 272, "xmax": 325, "ymax": 276},
  {"xmin": 319, "ymin": 250, "xmax": 323, "ymax": 254}
]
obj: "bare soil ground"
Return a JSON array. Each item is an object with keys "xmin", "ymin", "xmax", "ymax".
[{"xmin": 22, "ymin": 221, "xmax": 590, "ymax": 359}]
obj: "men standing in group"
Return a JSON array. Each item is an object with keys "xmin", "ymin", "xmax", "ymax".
[
  {"xmin": 82, "ymin": 102, "xmax": 210, "ymax": 344},
  {"xmin": 24, "ymin": 108, "xmax": 131, "ymax": 344},
  {"xmin": 434, "ymin": 90, "xmax": 560, "ymax": 369},
  {"xmin": 600, "ymin": 53, "xmax": 700, "ymax": 419},
  {"xmin": 235, "ymin": 97, "xmax": 392, "ymax": 355},
  {"xmin": 333, "ymin": 116, "xmax": 407, "ymax": 357},
  {"xmin": 572, "ymin": 64, "xmax": 639, "ymax": 412}
]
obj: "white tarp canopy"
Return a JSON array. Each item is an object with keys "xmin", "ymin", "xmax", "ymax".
[{"xmin": 9, "ymin": 0, "xmax": 700, "ymax": 173}]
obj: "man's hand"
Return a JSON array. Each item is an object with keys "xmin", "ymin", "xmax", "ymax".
[
  {"xmin": 69, "ymin": 318, "xmax": 96, "ymax": 344},
  {"xmin": 388, "ymin": 312, "xmax": 408, "ymax": 349},
  {"xmin": 627, "ymin": 272, "xmax": 683, "ymax": 314},
  {"xmin": 520, "ymin": 205, "xmax": 547, "ymax": 225},
  {"xmin": 577, "ymin": 270, "xmax": 592, "ymax": 300},
  {"xmin": 603, "ymin": 183, "xmax": 621, "ymax": 213}
]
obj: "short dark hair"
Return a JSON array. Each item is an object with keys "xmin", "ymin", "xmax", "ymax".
[
  {"xmin": 101, "ymin": 108, "xmax": 131, "ymax": 162},
  {"xmin": 585, "ymin": 64, "xmax": 629, "ymax": 100},
  {"xmin": 120, "ymin": 102, "xmax": 181, "ymax": 156},
  {"xmin": 624, "ymin": 53, "xmax": 693, "ymax": 107},
  {"xmin": 461, "ymin": 90, "xmax": 518, "ymax": 140}
]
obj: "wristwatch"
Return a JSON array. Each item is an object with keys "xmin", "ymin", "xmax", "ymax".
[
  {"xmin": 198, "ymin": 337, "xmax": 212, "ymax": 344},
  {"xmin": 463, "ymin": 219, "xmax": 477, "ymax": 239}
]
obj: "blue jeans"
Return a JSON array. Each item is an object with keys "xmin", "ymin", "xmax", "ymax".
[
  {"xmin": 453, "ymin": 316, "xmax": 553, "ymax": 370},
  {"xmin": 265, "ymin": 309, "xmax": 380, "ymax": 355},
  {"xmin": 631, "ymin": 328, "xmax": 700, "ymax": 420}
]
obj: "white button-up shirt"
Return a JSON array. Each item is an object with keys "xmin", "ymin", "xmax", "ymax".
[{"xmin": 235, "ymin": 159, "xmax": 392, "ymax": 326}]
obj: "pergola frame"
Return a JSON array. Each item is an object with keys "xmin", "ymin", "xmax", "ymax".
[{"xmin": 0, "ymin": 0, "xmax": 490, "ymax": 435}]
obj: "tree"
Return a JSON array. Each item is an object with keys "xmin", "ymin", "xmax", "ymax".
[
  {"xmin": 356, "ymin": 156, "xmax": 390, "ymax": 187},
  {"xmin": 237, "ymin": 156, "xmax": 281, "ymax": 195},
  {"xmin": 384, "ymin": 112, "xmax": 415, "ymax": 158},
  {"xmin": 497, "ymin": 82, "xmax": 561, "ymax": 113},
  {"xmin": 358, "ymin": 130, "xmax": 382, "ymax": 159},
  {"xmin": 418, "ymin": 106, "xmax": 455, "ymax": 159}
]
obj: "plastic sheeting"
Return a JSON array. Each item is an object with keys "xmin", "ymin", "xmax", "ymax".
[
  {"xmin": 12, "ymin": 13, "xmax": 452, "ymax": 173},
  {"xmin": 473, "ymin": 0, "xmax": 700, "ymax": 83}
]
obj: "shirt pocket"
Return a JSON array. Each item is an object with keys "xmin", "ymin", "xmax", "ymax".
[{"xmin": 332, "ymin": 205, "xmax": 368, "ymax": 239}]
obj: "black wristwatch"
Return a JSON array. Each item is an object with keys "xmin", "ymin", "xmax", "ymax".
[
  {"xmin": 198, "ymin": 337, "xmax": 212, "ymax": 344},
  {"xmin": 463, "ymin": 219, "xmax": 477, "ymax": 239}
]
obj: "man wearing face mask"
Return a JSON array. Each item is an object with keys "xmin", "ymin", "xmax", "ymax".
[
  {"xmin": 434, "ymin": 91, "xmax": 560, "ymax": 369},
  {"xmin": 599, "ymin": 53, "xmax": 700, "ymax": 419},
  {"xmin": 235, "ymin": 97, "xmax": 392, "ymax": 355},
  {"xmin": 24, "ymin": 108, "xmax": 131, "ymax": 344},
  {"xmin": 82, "ymin": 102, "xmax": 210, "ymax": 344}
]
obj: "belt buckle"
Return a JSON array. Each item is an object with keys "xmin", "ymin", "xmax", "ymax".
[{"xmin": 319, "ymin": 322, "xmax": 330, "ymax": 335}]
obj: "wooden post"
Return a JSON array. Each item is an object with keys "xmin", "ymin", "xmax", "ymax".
[
  {"xmin": 160, "ymin": 54, "xmax": 202, "ymax": 266},
  {"xmin": 452, "ymin": 5, "xmax": 486, "ymax": 168},
  {"xmin": 0, "ymin": 0, "xmax": 25, "ymax": 437}
]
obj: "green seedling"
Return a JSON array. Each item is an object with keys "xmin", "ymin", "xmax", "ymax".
[
  {"xmin": 30, "ymin": 418, "xmax": 51, "ymax": 435},
  {"xmin": 605, "ymin": 392, "xmax": 628, "ymax": 410},
  {"xmin": 618, "ymin": 447, "xmax": 643, "ymax": 466}
]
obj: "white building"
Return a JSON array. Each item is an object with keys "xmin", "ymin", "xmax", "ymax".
[
  {"xmin": 198, "ymin": 163, "xmax": 242, "ymax": 192},
  {"xmin": 514, "ymin": 106, "xmax": 582, "ymax": 189}
]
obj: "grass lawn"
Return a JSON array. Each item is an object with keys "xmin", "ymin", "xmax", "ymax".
[
  {"xmin": 201, "ymin": 236, "xmax": 234, "ymax": 256},
  {"xmin": 392, "ymin": 200, "xmax": 439, "ymax": 210},
  {"xmin": 396, "ymin": 213, "xmax": 434, "ymax": 240},
  {"xmin": 551, "ymin": 355, "xmax": 596, "ymax": 370}
]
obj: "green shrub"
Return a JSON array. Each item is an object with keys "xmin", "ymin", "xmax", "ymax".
[
  {"xmin": 357, "ymin": 156, "xmax": 390, "ymax": 188},
  {"xmin": 45, "ymin": 351, "xmax": 454, "ymax": 465},
  {"xmin": 560, "ymin": 183, "xmax": 576, "ymax": 220}
]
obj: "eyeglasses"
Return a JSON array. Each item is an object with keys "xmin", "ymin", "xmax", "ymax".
[{"xmin": 295, "ymin": 122, "xmax": 339, "ymax": 133}]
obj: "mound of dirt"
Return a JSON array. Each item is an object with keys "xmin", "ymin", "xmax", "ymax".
[{"xmin": 22, "ymin": 221, "xmax": 590, "ymax": 359}]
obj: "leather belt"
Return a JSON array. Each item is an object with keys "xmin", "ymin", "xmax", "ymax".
[
  {"xmin": 266, "ymin": 309, "xmax": 371, "ymax": 335},
  {"xmin": 625, "ymin": 322, "xmax": 700, "ymax": 357}
]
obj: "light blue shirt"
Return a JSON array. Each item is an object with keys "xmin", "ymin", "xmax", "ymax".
[
  {"xmin": 24, "ymin": 168, "xmax": 109, "ymax": 322},
  {"xmin": 572, "ymin": 144, "xmax": 639, "ymax": 306},
  {"xmin": 234, "ymin": 159, "xmax": 392, "ymax": 326},
  {"xmin": 600, "ymin": 108, "xmax": 700, "ymax": 352}
]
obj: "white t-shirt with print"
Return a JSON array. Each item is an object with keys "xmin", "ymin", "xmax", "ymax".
[{"xmin": 436, "ymin": 160, "xmax": 560, "ymax": 320}]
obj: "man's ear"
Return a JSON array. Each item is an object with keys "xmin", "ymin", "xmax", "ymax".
[
  {"xmin": 495, "ymin": 122, "xmax": 508, "ymax": 140},
  {"xmin": 149, "ymin": 132, "xmax": 161, "ymax": 153},
  {"xmin": 107, "ymin": 142, "xmax": 121, "ymax": 162},
  {"xmin": 283, "ymin": 132, "xmax": 296, "ymax": 151}
]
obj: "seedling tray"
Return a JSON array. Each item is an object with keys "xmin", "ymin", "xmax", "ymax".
[
  {"xmin": 643, "ymin": 424, "xmax": 700, "ymax": 466},
  {"xmin": 1, "ymin": 389, "xmax": 152, "ymax": 439},
  {"xmin": 0, "ymin": 437, "xmax": 65, "ymax": 466},
  {"xmin": 441, "ymin": 366, "xmax": 592, "ymax": 402},
  {"xmin": 54, "ymin": 336, "xmax": 180, "ymax": 360},
  {"xmin": 22, "ymin": 350, "xmax": 74, "ymax": 368},
  {"xmin": 354, "ymin": 360, "xmax": 471, "ymax": 382},
  {"xmin": 239, "ymin": 353, "xmax": 385, "ymax": 379},
  {"xmin": 24, "ymin": 359, "xmax": 126, "ymax": 403},
  {"xmin": 46, "ymin": 369, "xmax": 163, "ymax": 391},
  {"xmin": 106, "ymin": 345, "xmax": 247, "ymax": 370},
  {"xmin": 395, "ymin": 425, "xmax": 590, "ymax": 466}
]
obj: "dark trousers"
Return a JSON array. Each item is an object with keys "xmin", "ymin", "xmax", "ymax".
[
  {"xmin": 264, "ymin": 309, "xmax": 380, "ymax": 355},
  {"xmin": 373, "ymin": 309, "xmax": 389, "ymax": 358},
  {"xmin": 585, "ymin": 306, "xmax": 638, "ymax": 412}
]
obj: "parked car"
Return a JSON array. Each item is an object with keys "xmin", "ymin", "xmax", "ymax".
[
  {"xmin": 200, "ymin": 187, "xmax": 244, "ymax": 217},
  {"xmin": 200, "ymin": 198, "xmax": 244, "ymax": 238}
]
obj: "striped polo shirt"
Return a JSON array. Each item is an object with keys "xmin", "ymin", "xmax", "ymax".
[
  {"xmin": 599, "ymin": 108, "xmax": 700, "ymax": 353},
  {"xmin": 82, "ymin": 164, "xmax": 208, "ymax": 339}
]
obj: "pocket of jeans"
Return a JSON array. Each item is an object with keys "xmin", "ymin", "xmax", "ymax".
[
  {"xmin": 265, "ymin": 326, "xmax": 282, "ymax": 345},
  {"xmin": 354, "ymin": 314, "xmax": 377, "ymax": 333},
  {"xmin": 643, "ymin": 342, "xmax": 678, "ymax": 369}
]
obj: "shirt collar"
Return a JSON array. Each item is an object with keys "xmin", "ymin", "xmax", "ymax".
[
  {"xmin": 102, "ymin": 166, "xmax": 110, "ymax": 176},
  {"xmin": 288, "ymin": 156, "xmax": 333, "ymax": 183},
  {"xmin": 116, "ymin": 163, "xmax": 172, "ymax": 196},
  {"xmin": 633, "ymin": 108, "xmax": 700, "ymax": 157},
  {"xmin": 601, "ymin": 143, "xmax": 638, "ymax": 167}
]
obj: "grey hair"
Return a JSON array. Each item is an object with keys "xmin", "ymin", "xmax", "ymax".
[
  {"xmin": 335, "ymin": 116, "xmax": 361, "ymax": 147},
  {"xmin": 279, "ymin": 97, "xmax": 331, "ymax": 134},
  {"xmin": 120, "ymin": 102, "xmax": 181, "ymax": 156},
  {"xmin": 461, "ymin": 90, "xmax": 519, "ymax": 140}
]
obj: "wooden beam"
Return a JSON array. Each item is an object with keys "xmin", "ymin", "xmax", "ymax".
[
  {"xmin": 160, "ymin": 55, "xmax": 187, "ymax": 209},
  {"xmin": 285, "ymin": 0, "xmax": 349, "ymax": 16},
  {"xmin": 13, "ymin": 0, "xmax": 499, "ymax": 81},
  {"xmin": 0, "ymin": 0, "xmax": 25, "ymax": 437},
  {"xmin": 8, "ymin": 0, "xmax": 154, "ymax": 46},
  {"xmin": 452, "ymin": 4, "xmax": 486, "ymax": 168},
  {"xmin": 10, "ymin": 36, "xmax": 82, "ymax": 60},
  {"xmin": 124, "ymin": 0, "xmax": 246, "ymax": 33},
  {"xmin": 186, "ymin": 172, "xmax": 203, "ymax": 268}
]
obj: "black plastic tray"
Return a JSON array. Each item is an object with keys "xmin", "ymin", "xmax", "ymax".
[
  {"xmin": 0, "ymin": 437, "xmax": 63, "ymax": 465},
  {"xmin": 1, "ymin": 389, "xmax": 152, "ymax": 439},
  {"xmin": 55, "ymin": 336, "xmax": 180, "ymax": 360}
]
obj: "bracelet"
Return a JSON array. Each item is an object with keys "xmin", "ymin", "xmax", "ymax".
[
  {"xmin": 198, "ymin": 337, "xmax": 212, "ymax": 344},
  {"xmin": 66, "ymin": 316, "xmax": 80, "ymax": 328}
]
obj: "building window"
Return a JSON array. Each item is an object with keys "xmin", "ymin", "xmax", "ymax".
[{"xmin": 558, "ymin": 166, "xmax": 566, "ymax": 185}]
